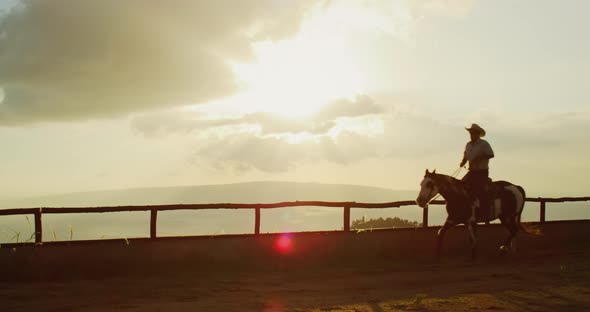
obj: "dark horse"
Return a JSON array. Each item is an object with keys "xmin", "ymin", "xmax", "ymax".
[{"xmin": 416, "ymin": 169, "xmax": 534, "ymax": 259}]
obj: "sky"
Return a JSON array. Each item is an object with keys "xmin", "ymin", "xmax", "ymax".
[{"xmin": 0, "ymin": 0, "xmax": 589, "ymax": 198}]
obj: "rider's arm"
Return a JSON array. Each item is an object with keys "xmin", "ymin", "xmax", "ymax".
[{"xmin": 481, "ymin": 141, "xmax": 494, "ymax": 159}]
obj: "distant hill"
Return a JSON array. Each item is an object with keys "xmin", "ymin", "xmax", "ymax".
[{"xmin": 0, "ymin": 181, "xmax": 417, "ymax": 208}]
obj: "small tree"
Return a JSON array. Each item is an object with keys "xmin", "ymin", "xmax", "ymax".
[{"xmin": 351, "ymin": 216, "xmax": 421, "ymax": 230}]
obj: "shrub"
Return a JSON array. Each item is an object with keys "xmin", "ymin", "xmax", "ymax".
[{"xmin": 351, "ymin": 216, "xmax": 421, "ymax": 230}]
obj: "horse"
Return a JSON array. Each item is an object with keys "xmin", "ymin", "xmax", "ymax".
[{"xmin": 415, "ymin": 169, "xmax": 534, "ymax": 259}]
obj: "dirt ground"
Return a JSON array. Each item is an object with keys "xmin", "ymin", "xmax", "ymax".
[{"xmin": 2, "ymin": 245, "xmax": 590, "ymax": 312}]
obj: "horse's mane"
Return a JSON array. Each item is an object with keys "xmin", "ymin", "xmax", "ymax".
[
  {"xmin": 429, "ymin": 172, "xmax": 470, "ymax": 198},
  {"xmin": 431, "ymin": 172, "xmax": 462, "ymax": 184}
]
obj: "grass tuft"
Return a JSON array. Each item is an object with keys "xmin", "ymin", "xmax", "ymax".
[
  {"xmin": 51, "ymin": 226, "xmax": 57, "ymax": 241},
  {"xmin": 413, "ymin": 293, "xmax": 427, "ymax": 305},
  {"xmin": 8, "ymin": 227, "xmax": 20, "ymax": 243}
]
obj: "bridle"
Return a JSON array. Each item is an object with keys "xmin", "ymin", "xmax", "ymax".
[{"xmin": 426, "ymin": 166, "xmax": 465, "ymax": 205}]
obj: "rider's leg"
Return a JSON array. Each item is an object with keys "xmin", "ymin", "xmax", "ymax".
[{"xmin": 473, "ymin": 170, "xmax": 490, "ymax": 219}]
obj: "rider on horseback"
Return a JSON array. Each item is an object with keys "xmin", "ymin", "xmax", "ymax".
[{"xmin": 460, "ymin": 123, "xmax": 495, "ymax": 215}]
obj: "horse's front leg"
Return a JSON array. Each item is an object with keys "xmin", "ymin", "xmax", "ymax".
[
  {"xmin": 436, "ymin": 219, "xmax": 455, "ymax": 260},
  {"xmin": 467, "ymin": 221, "xmax": 478, "ymax": 260}
]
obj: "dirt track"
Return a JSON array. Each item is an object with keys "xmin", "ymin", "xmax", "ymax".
[{"xmin": 3, "ymin": 244, "xmax": 590, "ymax": 312}]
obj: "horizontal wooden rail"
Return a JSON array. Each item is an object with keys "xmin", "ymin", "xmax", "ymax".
[
  {"xmin": 0, "ymin": 208, "xmax": 39, "ymax": 216},
  {"xmin": 525, "ymin": 197, "xmax": 590, "ymax": 203},
  {"xmin": 2, "ymin": 198, "xmax": 586, "ymax": 217},
  {"xmin": 0, "ymin": 200, "xmax": 447, "ymax": 216},
  {"xmin": 523, "ymin": 197, "xmax": 590, "ymax": 223},
  {"xmin": 1, "ymin": 197, "xmax": 588, "ymax": 244}
]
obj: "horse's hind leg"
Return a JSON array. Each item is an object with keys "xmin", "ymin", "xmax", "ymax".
[{"xmin": 499, "ymin": 217, "xmax": 518, "ymax": 255}]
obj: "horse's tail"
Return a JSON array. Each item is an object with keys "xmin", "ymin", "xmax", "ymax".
[{"xmin": 514, "ymin": 185, "xmax": 543, "ymax": 236}]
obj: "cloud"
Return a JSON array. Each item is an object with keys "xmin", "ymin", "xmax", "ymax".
[
  {"xmin": 473, "ymin": 110, "xmax": 590, "ymax": 151},
  {"xmin": 193, "ymin": 129, "xmax": 380, "ymax": 173},
  {"xmin": 131, "ymin": 88, "xmax": 590, "ymax": 174},
  {"xmin": 243, "ymin": 95, "xmax": 384, "ymax": 135},
  {"xmin": 131, "ymin": 110, "xmax": 334, "ymax": 138},
  {"xmin": 0, "ymin": 0, "xmax": 315, "ymax": 125},
  {"xmin": 315, "ymin": 94, "xmax": 384, "ymax": 120},
  {"xmin": 244, "ymin": 113, "xmax": 336, "ymax": 135},
  {"xmin": 379, "ymin": 112, "xmax": 459, "ymax": 158},
  {"xmin": 131, "ymin": 95, "xmax": 471, "ymax": 172},
  {"xmin": 318, "ymin": 130, "xmax": 379, "ymax": 164},
  {"xmin": 131, "ymin": 95, "xmax": 384, "ymax": 137},
  {"xmin": 131, "ymin": 111, "xmax": 227, "ymax": 138},
  {"xmin": 194, "ymin": 108, "xmax": 590, "ymax": 173},
  {"xmin": 195, "ymin": 133, "xmax": 306, "ymax": 173}
]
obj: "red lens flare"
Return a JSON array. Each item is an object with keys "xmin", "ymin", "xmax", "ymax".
[
  {"xmin": 263, "ymin": 298, "xmax": 285, "ymax": 312},
  {"xmin": 273, "ymin": 233, "xmax": 294, "ymax": 254}
]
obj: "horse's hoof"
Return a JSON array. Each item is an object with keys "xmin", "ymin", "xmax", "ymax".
[{"xmin": 499, "ymin": 245, "xmax": 509, "ymax": 255}]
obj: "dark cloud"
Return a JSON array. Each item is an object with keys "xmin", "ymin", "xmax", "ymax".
[{"xmin": 0, "ymin": 0, "xmax": 315, "ymax": 125}]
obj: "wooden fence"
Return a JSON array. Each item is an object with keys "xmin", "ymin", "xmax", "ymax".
[{"xmin": 0, "ymin": 197, "xmax": 588, "ymax": 244}]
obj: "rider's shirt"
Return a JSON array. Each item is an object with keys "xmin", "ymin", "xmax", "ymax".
[{"xmin": 464, "ymin": 139, "xmax": 494, "ymax": 170}]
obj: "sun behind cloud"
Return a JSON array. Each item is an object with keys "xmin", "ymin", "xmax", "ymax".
[{"xmin": 228, "ymin": 2, "xmax": 389, "ymax": 118}]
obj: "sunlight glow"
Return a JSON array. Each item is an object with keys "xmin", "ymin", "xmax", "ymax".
[
  {"xmin": 184, "ymin": 1, "xmax": 398, "ymax": 141},
  {"xmin": 229, "ymin": 2, "xmax": 394, "ymax": 117},
  {"xmin": 188, "ymin": 1, "xmax": 410, "ymax": 126}
]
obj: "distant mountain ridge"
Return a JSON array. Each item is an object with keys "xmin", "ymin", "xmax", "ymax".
[{"xmin": 0, "ymin": 181, "xmax": 417, "ymax": 209}]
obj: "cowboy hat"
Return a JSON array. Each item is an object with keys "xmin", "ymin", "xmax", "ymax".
[{"xmin": 465, "ymin": 123, "xmax": 486, "ymax": 137}]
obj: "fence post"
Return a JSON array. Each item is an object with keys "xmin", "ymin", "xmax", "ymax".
[
  {"xmin": 150, "ymin": 208, "xmax": 158, "ymax": 239},
  {"xmin": 34, "ymin": 208, "xmax": 42, "ymax": 244},
  {"xmin": 343, "ymin": 206, "xmax": 350, "ymax": 232},
  {"xmin": 422, "ymin": 205, "xmax": 428, "ymax": 228},
  {"xmin": 540, "ymin": 200, "xmax": 546, "ymax": 223},
  {"xmin": 254, "ymin": 206, "xmax": 261, "ymax": 235}
]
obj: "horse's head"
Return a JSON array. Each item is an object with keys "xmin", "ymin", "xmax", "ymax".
[{"xmin": 416, "ymin": 169, "xmax": 439, "ymax": 208}]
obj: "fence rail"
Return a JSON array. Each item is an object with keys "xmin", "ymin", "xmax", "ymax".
[{"xmin": 0, "ymin": 197, "xmax": 588, "ymax": 244}]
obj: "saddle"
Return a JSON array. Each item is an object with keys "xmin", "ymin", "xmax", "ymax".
[{"xmin": 468, "ymin": 178, "xmax": 503, "ymax": 222}]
